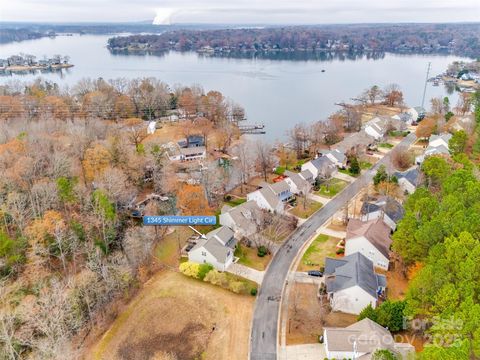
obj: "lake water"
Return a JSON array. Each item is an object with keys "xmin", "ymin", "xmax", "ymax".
[{"xmin": 0, "ymin": 34, "xmax": 469, "ymax": 141}]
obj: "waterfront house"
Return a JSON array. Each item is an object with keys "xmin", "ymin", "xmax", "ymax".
[
  {"xmin": 319, "ymin": 149, "xmax": 347, "ymax": 169},
  {"xmin": 178, "ymin": 135, "xmax": 205, "ymax": 148},
  {"xmin": 323, "ymin": 318, "xmax": 415, "ymax": 359},
  {"xmin": 301, "ymin": 156, "xmax": 337, "ymax": 180},
  {"xmin": 284, "ymin": 170, "xmax": 311, "ymax": 195},
  {"xmin": 164, "ymin": 142, "xmax": 206, "ymax": 162},
  {"xmin": 364, "ymin": 117, "xmax": 389, "ymax": 140},
  {"xmin": 188, "ymin": 226, "xmax": 237, "ymax": 271},
  {"xmin": 219, "ymin": 200, "xmax": 262, "ymax": 238},
  {"xmin": 345, "ymin": 218, "xmax": 392, "ymax": 270},
  {"xmin": 325, "ymin": 252, "xmax": 386, "ymax": 314},
  {"xmin": 332, "ymin": 131, "xmax": 375, "ymax": 156},
  {"xmin": 246, "ymin": 180, "xmax": 293, "ymax": 213},
  {"xmin": 393, "ymin": 167, "xmax": 421, "ymax": 194},
  {"xmin": 360, "ymin": 196, "xmax": 405, "ymax": 231}
]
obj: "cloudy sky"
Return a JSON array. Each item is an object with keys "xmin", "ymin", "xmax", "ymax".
[{"xmin": 1, "ymin": 0, "xmax": 479, "ymax": 24}]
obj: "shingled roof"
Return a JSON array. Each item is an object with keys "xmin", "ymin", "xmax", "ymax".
[
  {"xmin": 324, "ymin": 252, "xmax": 381, "ymax": 298},
  {"xmin": 346, "ymin": 218, "xmax": 392, "ymax": 259}
]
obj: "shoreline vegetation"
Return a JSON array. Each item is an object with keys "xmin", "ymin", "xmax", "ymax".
[
  {"xmin": 1, "ymin": 63, "xmax": 74, "ymax": 73},
  {"xmin": 106, "ymin": 23, "xmax": 480, "ymax": 58},
  {"xmin": 0, "ymin": 54, "xmax": 74, "ymax": 75}
]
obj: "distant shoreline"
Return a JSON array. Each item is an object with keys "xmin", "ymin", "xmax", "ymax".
[{"xmin": 0, "ymin": 63, "xmax": 74, "ymax": 73}]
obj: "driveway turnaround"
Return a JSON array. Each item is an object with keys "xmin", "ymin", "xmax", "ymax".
[{"xmin": 249, "ymin": 133, "xmax": 417, "ymax": 360}]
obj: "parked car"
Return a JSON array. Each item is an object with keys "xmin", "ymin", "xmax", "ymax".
[{"xmin": 307, "ymin": 270, "xmax": 323, "ymax": 277}]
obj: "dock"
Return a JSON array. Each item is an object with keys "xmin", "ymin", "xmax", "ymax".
[{"xmin": 238, "ymin": 124, "xmax": 266, "ymax": 134}]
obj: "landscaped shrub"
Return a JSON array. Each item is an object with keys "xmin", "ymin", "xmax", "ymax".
[
  {"xmin": 336, "ymin": 248, "xmax": 345, "ymax": 255},
  {"xmin": 250, "ymin": 288, "xmax": 258, "ymax": 296},
  {"xmin": 204, "ymin": 269, "xmax": 229, "ymax": 287},
  {"xmin": 198, "ymin": 263, "xmax": 214, "ymax": 280},
  {"xmin": 179, "ymin": 261, "xmax": 201, "ymax": 278},
  {"xmin": 257, "ymin": 246, "xmax": 268, "ymax": 257},
  {"xmin": 229, "ymin": 281, "xmax": 247, "ymax": 294}
]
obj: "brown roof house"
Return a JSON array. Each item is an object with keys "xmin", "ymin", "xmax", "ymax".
[
  {"xmin": 324, "ymin": 318, "xmax": 415, "ymax": 359},
  {"xmin": 345, "ymin": 218, "xmax": 392, "ymax": 270}
]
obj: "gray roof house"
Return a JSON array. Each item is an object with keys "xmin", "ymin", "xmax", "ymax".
[
  {"xmin": 325, "ymin": 252, "xmax": 386, "ymax": 314},
  {"xmin": 416, "ymin": 133, "xmax": 453, "ymax": 164},
  {"xmin": 219, "ymin": 200, "xmax": 262, "ymax": 238},
  {"xmin": 360, "ymin": 196, "xmax": 405, "ymax": 231},
  {"xmin": 324, "ymin": 318, "xmax": 415, "ymax": 360},
  {"xmin": 284, "ymin": 170, "xmax": 311, "ymax": 195},
  {"xmin": 247, "ymin": 182, "xmax": 287, "ymax": 213},
  {"xmin": 393, "ymin": 167, "xmax": 421, "ymax": 194},
  {"xmin": 188, "ymin": 226, "xmax": 237, "ymax": 271},
  {"xmin": 332, "ymin": 130, "xmax": 375, "ymax": 155},
  {"xmin": 301, "ymin": 156, "xmax": 337, "ymax": 180},
  {"xmin": 320, "ymin": 149, "xmax": 347, "ymax": 169}
]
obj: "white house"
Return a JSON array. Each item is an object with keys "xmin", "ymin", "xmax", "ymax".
[
  {"xmin": 415, "ymin": 133, "xmax": 452, "ymax": 164},
  {"xmin": 247, "ymin": 185, "xmax": 285, "ymax": 213},
  {"xmin": 219, "ymin": 200, "xmax": 262, "ymax": 238},
  {"xmin": 164, "ymin": 142, "xmax": 207, "ymax": 162},
  {"xmin": 364, "ymin": 117, "xmax": 389, "ymax": 140},
  {"xmin": 345, "ymin": 218, "xmax": 393, "ymax": 270},
  {"xmin": 393, "ymin": 167, "xmax": 421, "ymax": 194},
  {"xmin": 301, "ymin": 156, "xmax": 337, "ymax": 180},
  {"xmin": 324, "ymin": 318, "xmax": 415, "ymax": 360},
  {"xmin": 325, "ymin": 252, "xmax": 386, "ymax": 314},
  {"xmin": 284, "ymin": 170, "xmax": 311, "ymax": 195},
  {"xmin": 188, "ymin": 226, "xmax": 237, "ymax": 271},
  {"xmin": 360, "ymin": 196, "xmax": 405, "ymax": 231},
  {"xmin": 320, "ymin": 149, "xmax": 347, "ymax": 169}
]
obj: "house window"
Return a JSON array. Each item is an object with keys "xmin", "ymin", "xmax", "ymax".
[{"xmin": 201, "ymin": 251, "xmax": 206, "ymax": 256}]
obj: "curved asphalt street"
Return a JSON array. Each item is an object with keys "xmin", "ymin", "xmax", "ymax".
[{"xmin": 249, "ymin": 133, "xmax": 417, "ymax": 360}]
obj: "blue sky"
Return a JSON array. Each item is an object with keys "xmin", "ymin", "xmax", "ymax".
[{"xmin": 1, "ymin": 0, "xmax": 479, "ymax": 24}]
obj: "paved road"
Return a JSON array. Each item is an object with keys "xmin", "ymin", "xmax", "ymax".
[{"xmin": 249, "ymin": 133, "xmax": 416, "ymax": 360}]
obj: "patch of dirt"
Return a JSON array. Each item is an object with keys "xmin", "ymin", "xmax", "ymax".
[
  {"xmin": 286, "ymin": 283, "xmax": 356, "ymax": 345},
  {"xmin": 88, "ymin": 271, "xmax": 254, "ymax": 360}
]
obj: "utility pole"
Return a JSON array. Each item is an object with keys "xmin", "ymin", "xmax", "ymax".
[{"xmin": 421, "ymin": 62, "xmax": 431, "ymax": 109}]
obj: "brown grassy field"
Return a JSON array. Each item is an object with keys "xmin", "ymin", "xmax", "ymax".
[{"xmin": 87, "ymin": 270, "xmax": 254, "ymax": 360}]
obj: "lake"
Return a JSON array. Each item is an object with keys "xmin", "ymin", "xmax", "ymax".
[{"xmin": 0, "ymin": 34, "xmax": 469, "ymax": 141}]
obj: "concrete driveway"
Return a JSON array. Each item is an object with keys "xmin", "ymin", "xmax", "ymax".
[
  {"xmin": 280, "ymin": 343, "xmax": 327, "ymax": 360},
  {"xmin": 227, "ymin": 263, "xmax": 264, "ymax": 285}
]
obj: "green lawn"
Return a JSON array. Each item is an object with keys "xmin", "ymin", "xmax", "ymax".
[
  {"xmin": 155, "ymin": 227, "xmax": 193, "ymax": 267},
  {"xmin": 338, "ymin": 168, "xmax": 360, "ymax": 177},
  {"xmin": 290, "ymin": 200, "xmax": 323, "ymax": 218},
  {"xmin": 316, "ymin": 178, "xmax": 349, "ymax": 198},
  {"xmin": 360, "ymin": 161, "xmax": 373, "ymax": 170},
  {"xmin": 378, "ymin": 142, "xmax": 394, "ymax": 149},
  {"xmin": 274, "ymin": 166, "xmax": 286, "ymax": 175},
  {"xmin": 234, "ymin": 244, "xmax": 271, "ymax": 271},
  {"xmin": 298, "ymin": 234, "xmax": 342, "ymax": 271},
  {"xmin": 224, "ymin": 197, "xmax": 247, "ymax": 207}
]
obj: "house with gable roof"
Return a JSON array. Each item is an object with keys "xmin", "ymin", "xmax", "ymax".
[{"xmin": 324, "ymin": 252, "xmax": 386, "ymax": 314}]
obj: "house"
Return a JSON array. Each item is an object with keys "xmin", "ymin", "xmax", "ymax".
[
  {"xmin": 325, "ymin": 252, "xmax": 386, "ymax": 314},
  {"xmin": 301, "ymin": 156, "xmax": 337, "ymax": 180},
  {"xmin": 332, "ymin": 131, "xmax": 375, "ymax": 156},
  {"xmin": 364, "ymin": 117, "xmax": 389, "ymax": 140},
  {"xmin": 345, "ymin": 218, "xmax": 392, "ymax": 270},
  {"xmin": 247, "ymin": 184, "xmax": 285, "ymax": 213},
  {"xmin": 323, "ymin": 318, "xmax": 415, "ymax": 360},
  {"xmin": 407, "ymin": 106, "xmax": 426, "ymax": 122},
  {"xmin": 392, "ymin": 112, "xmax": 413, "ymax": 126},
  {"xmin": 300, "ymin": 169, "xmax": 315, "ymax": 184},
  {"xmin": 188, "ymin": 226, "xmax": 237, "ymax": 271},
  {"xmin": 165, "ymin": 142, "xmax": 206, "ymax": 162},
  {"xmin": 415, "ymin": 133, "xmax": 452, "ymax": 164},
  {"xmin": 393, "ymin": 167, "xmax": 421, "ymax": 194},
  {"xmin": 360, "ymin": 196, "xmax": 405, "ymax": 231},
  {"xmin": 320, "ymin": 149, "xmax": 347, "ymax": 169},
  {"xmin": 284, "ymin": 170, "xmax": 311, "ymax": 195},
  {"xmin": 178, "ymin": 135, "xmax": 205, "ymax": 148},
  {"xmin": 219, "ymin": 200, "xmax": 262, "ymax": 238}
]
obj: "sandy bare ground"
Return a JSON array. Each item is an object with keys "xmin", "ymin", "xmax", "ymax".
[{"xmin": 87, "ymin": 270, "xmax": 254, "ymax": 360}]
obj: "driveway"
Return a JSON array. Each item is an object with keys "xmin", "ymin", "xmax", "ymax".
[
  {"xmin": 227, "ymin": 263, "xmax": 264, "ymax": 285},
  {"xmin": 280, "ymin": 343, "xmax": 327, "ymax": 360},
  {"xmin": 249, "ymin": 133, "xmax": 417, "ymax": 360},
  {"xmin": 292, "ymin": 272, "xmax": 324, "ymax": 285}
]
